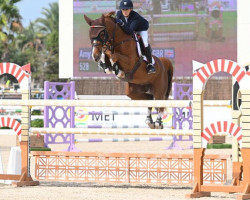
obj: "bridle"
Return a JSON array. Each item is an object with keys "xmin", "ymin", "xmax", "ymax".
[
  {"xmin": 90, "ymin": 20, "xmax": 134, "ymax": 54},
  {"xmin": 90, "ymin": 24, "xmax": 116, "ymax": 53},
  {"xmin": 90, "ymin": 25, "xmax": 109, "ymax": 47}
]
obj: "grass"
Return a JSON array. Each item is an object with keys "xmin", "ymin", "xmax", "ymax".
[
  {"xmin": 207, "ymin": 143, "xmax": 232, "ymax": 149},
  {"xmin": 30, "ymin": 147, "xmax": 51, "ymax": 151}
]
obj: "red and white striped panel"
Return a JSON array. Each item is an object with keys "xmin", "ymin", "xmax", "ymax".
[
  {"xmin": 201, "ymin": 121, "xmax": 242, "ymax": 148},
  {"xmin": 0, "ymin": 62, "xmax": 29, "ymax": 83},
  {"xmin": 193, "ymin": 59, "xmax": 246, "ymax": 84},
  {"xmin": 0, "ymin": 117, "xmax": 21, "ymax": 136}
]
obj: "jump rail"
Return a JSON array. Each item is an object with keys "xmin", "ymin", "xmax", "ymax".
[
  {"xmin": 30, "ymin": 128, "xmax": 193, "ymax": 136},
  {"xmin": 0, "ymin": 100, "xmax": 231, "ymax": 107},
  {"xmin": 0, "ymin": 100, "xmax": 191, "ymax": 107},
  {"xmin": 29, "ymin": 128, "xmax": 233, "ymax": 136},
  {"xmin": 76, "ymin": 111, "xmax": 161, "ymax": 115},
  {"xmin": 75, "ymin": 136, "xmax": 173, "ymax": 143},
  {"xmin": 76, "ymin": 125, "xmax": 153, "ymax": 128}
]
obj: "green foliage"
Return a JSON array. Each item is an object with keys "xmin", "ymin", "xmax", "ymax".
[
  {"xmin": 31, "ymin": 119, "xmax": 44, "ymax": 127},
  {"xmin": 46, "ymin": 30, "xmax": 58, "ymax": 53},
  {"xmin": 36, "ymin": 2, "xmax": 59, "ymax": 83},
  {"xmin": 0, "ymin": 126, "xmax": 10, "ymax": 129},
  {"xmin": 0, "ymin": 0, "xmax": 23, "ymax": 61},
  {"xmin": 31, "ymin": 109, "xmax": 42, "ymax": 115},
  {"xmin": 0, "ymin": 1, "xmax": 60, "ymax": 86},
  {"xmin": 0, "ymin": 32, "xmax": 7, "ymax": 41}
]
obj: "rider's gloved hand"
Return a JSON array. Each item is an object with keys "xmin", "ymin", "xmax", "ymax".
[{"xmin": 116, "ymin": 19, "xmax": 124, "ymax": 26}]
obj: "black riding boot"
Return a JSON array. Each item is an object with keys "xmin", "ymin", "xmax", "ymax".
[{"xmin": 145, "ymin": 45, "xmax": 156, "ymax": 74}]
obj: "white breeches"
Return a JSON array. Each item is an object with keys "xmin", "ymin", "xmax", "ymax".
[{"xmin": 137, "ymin": 30, "xmax": 149, "ymax": 47}]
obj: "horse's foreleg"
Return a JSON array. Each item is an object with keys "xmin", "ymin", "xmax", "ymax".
[
  {"xmin": 99, "ymin": 51, "xmax": 112, "ymax": 74},
  {"xmin": 105, "ymin": 50, "xmax": 125, "ymax": 78},
  {"xmin": 111, "ymin": 60, "xmax": 124, "ymax": 78}
]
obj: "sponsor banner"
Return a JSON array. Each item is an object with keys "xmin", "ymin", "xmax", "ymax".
[
  {"xmin": 0, "ymin": 106, "xmax": 232, "ymax": 130},
  {"xmin": 74, "ymin": 107, "xmax": 173, "ymax": 128}
]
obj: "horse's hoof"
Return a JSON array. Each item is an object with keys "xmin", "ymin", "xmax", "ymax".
[
  {"xmin": 148, "ymin": 123, "xmax": 155, "ymax": 129},
  {"xmin": 145, "ymin": 120, "xmax": 155, "ymax": 129},
  {"xmin": 105, "ymin": 69, "xmax": 112, "ymax": 74},
  {"xmin": 155, "ymin": 123, "xmax": 163, "ymax": 129},
  {"xmin": 146, "ymin": 116, "xmax": 155, "ymax": 129},
  {"xmin": 117, "ymin": 70, "xmax": 125, "ymax": 78}
]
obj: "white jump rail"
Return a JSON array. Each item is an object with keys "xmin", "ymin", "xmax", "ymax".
[
  {"xmin": 30, "ymin": 128, "xmax": 194, "ymax": 136},
  {"xmin": 202, "ymin": 100, "xmax": 231, "ymax": 107},
  {"xmin": 0, "ymin": 100, "xmax": 231, "ymax": 108},
  {"xmin": 30, "ymin": 128, "xmax": 229, "ymax": 136},
  {"xmin": 75, "ymin": 136, "xmax": 173, "ymax": 143},
  {"xmin": 0, "ymin": 100, "xmax": 191, "ymax": 107}
]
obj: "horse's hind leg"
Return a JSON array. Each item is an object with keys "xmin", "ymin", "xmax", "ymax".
[
  {"xmin": 151, "ymin": 83, "xmax": 168, "ymax": 129},
  {"xmin": 155, "ymin": 108, "xmax": 164, "ymax": 129},
  {"xmin": 125, "ymin": 83, "xmax": 155, "ymax": 129},
  {"xmin": 146, "ymin": 107, "xmax": 155, "ymax": 129}
]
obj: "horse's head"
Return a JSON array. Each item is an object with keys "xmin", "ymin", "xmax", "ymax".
[{"xmin": 84, "ymin": 12, "xmax": 116, "ymax": 62}]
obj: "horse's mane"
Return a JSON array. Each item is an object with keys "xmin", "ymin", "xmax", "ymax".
[
  {"xmin": 103, "ymin": 11, "xmax": 116, "ymax": 22},
  {"xmin": 103, "ymin": 11, "xmax": 115, "ymax": 18}
]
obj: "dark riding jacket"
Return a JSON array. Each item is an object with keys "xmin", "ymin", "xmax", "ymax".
[{"xmin": 116, "ymin": 10, "xmax": 149, "ymax": 35}]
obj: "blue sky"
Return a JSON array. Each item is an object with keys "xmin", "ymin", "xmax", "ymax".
[{"xmin": 17, "ymin": 0, "xmax": 58, "ymax": 27}]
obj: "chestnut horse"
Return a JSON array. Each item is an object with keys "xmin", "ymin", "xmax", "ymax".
[{"xmin": 84, "ymin": 12, "xmax": 173, "ymax": 129}]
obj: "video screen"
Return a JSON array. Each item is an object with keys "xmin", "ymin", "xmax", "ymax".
[{"xmin": 73, "ymin": 0, "xmax": 237, "ymax": 77}]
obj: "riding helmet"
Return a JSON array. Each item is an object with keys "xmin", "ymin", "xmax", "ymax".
[{"xmin": 119, "ymin": 0, "xmax": 133, "ymax": 10}]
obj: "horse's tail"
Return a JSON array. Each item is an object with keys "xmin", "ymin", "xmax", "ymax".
[
  {"xmin": 166, "ymin": 59, "xmax": 173, "ymax": 99},
  {"xmin": 160, "ymin": 57, "xmax": 174, "ymax": 100}
]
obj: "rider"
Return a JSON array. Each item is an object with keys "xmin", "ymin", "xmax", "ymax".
[{"xmin": 115, "ymin": 0, "xmax": 156, "ymax": 74}]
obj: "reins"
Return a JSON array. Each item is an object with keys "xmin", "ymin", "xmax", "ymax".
[
  {"xmin": 108, "ymin": 22, "xmax": 134, "ymax": 53},
  {"xmin": 90, "ymin": 20, "xmax": 134, "ymax": 54}
]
